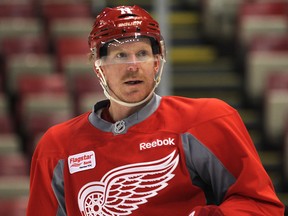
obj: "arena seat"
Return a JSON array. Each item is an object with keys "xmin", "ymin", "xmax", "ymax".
[
  {"xmin": 0, "ymin": 34, "xmax": 52, "ymax": 93},
  {"xmin": 48, "ymin": 17, "xmax": 93, "ymax": 39},
  {"xmin": 5, "ymin": 54, "xmax": 56, "ymax": 95},
  {"xmin": 0, "ymin": 3, "xmax": 36, "ymax": 18},
  {"xmin": 0, "ymin": 91, "xmax": 9, "ymax": 117},
  {"xmin": 17, "ymin": 73, "xmax": 73, "ymax": 121},
  {"xmin": 237, "ymin": 1, "xmax": 288, "ymax": 46},
  {"xmin": 55, "ymin": 37, "xmax": 91, "ymax": 79},
  {"xmin": 1, "ymin": 36, "xmax": 49, "ymax": 56},
  {"xmin": 0, "ymin": 17, "xmax": 43, "ymax": 43},
  {"xmin": 26, "ymin": 113, "xmax": 73, "ymax": 153},
  {"xmin": 0, "ymin": 114, "xmax": 21, "ymax": 155},
  {"xmin": 72, "ymin": 73, "xmax": 105, "ymax": 115},
  {"xmin": 245, "ymin": 35, "xmax": 288, "ymax": 103},
  {"xmin": 0, "ymin": 133, "xmax": 21, "ymax": 155},
  {"xmin": 41, "ymin": 2, "xmax": 92, "ymax": 20},
  {"xmin": 41, "ymin": 2, "xmax": 93, "ymax": 42},
  {"xmin": 284, "ymin": 126, "xmax": 288, "ymax": 189},
  {"xmin": 264, "ymin": 73, "xmax": 288, "ymax": 145},
  {"xmin": 0, "ymin": 153, "xmax": 29, "ymax": 177},
  {"xmin": 0, "ymin": 196, "xmax": 28, "ymax": 216},
  {"xmin": 1, "ymin": 35, "xmax": 54, "ymax": 95},
  {"xmin": 201, "ymin": 0, "xmax": 243, "ymax": 40},
  {"xmin": 0, "ymin": 176, "xmax": 29, "ymax": 200},
  {"xmin": 16, "ymin": 73, "xmax": 74, "ymax": 155},
  {"xmin": 0, "ymin": 115, "xmax": 14, "ymax": 134},
  {"xmin": 16, "ymin": 73, "xmax": 73, "ymax": 125}
]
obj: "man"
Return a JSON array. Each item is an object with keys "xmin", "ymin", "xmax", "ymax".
[{"xmin": 27, "ymin": 5, "xmax": 285, "ymax": 216}]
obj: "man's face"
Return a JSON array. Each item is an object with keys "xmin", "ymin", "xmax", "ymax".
[{"xmin": 99, "ymin": 38, "xmax": 159, "ymax": 104}]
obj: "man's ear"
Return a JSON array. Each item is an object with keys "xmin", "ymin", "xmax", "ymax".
[{"xmin": 154, "ymin": 57, "xmax": 160, "ymax": 72}]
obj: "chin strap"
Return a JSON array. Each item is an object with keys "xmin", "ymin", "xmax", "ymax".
[{"xmin": 94, "ymin": 57, "xmax": 166, "ymax": 107}]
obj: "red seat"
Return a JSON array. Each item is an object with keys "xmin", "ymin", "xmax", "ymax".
[
  {"xmin": 41, "ymin": 2, "xmax": 93, "ymax": 40},
  {"xmin": 239, "ymin": 1, "xmax": 288, "ymax": 16},
  {"xmin": 16, "ymin": 73, "xmax": 75, "ymax": 155},
  {"xmin": 0, "ymin": 2, "xmax": 43, "ymax": 44},
  {"xmin": 1, "ymin": 36, "xmax": 50, "ymax": 83},
  {"xmin": 0, "ymin": 77, "xmax": 7, "ymax": 116},
  {"xmin": 16, "ymin": 73, "xmax": 73, "ymax": 121},
  {"xmin": 284, "ymin": 125, "xmax": 288, "ymax": 186},
  {"xmin": 41, "ymin": 3, "xmax": 92, "ymax": 20},
  {"xmin": 24, "ymin": 113, "xmax": 73, "ymax": 156},
  {"xmin": 55, "ymin": 37, "xmax": 90, "ymax": 73},
  {"xmin": 72, "ymin": 73, "xmax": 105, "ymax": 115},
  {"xmin": 1, "ymin": 36, "xmax": 49, "ymax": 56},
  {"xmin": 201, "ymin": 0, "xmax": 243, "ymax": 40},
  {"xmin": 18, "ymin": 73, "xmax": 67, "ymax": 95},
  {"xmin": 0, "ymin": 115, "xmax": 14, "ymax": 134},
  {"xmin": 0, "ymin": 197, "xmax": 28, "ymax": 216},
  {"xmin": 40, "ymin": 2, "xmax": 92, "ymax": 35},
  {"xmin": 266, "ymin": 73, "xmax": 288, "ymax": 90},
  {"xmin": 0, "ymin": 176, "xmax": 29, "ymax": 201},
  {"xmin": 0, "ymin": 3, "xmax": 36, "ymax": 18},
  {"xmin": 0, "ymin": 91, "xmax": 9, "ymax": 116},
  {"xmin": 0, "ymin": 76, "xmax": 2, "ymax": 92},
  {"xmin": 249, "ymin": 35, "xmax": 288, "ymax": 52},
  {"xmin": 0, "ymin": 112, "xmax": 21, "ymax": 156},
  {"xmin": 16, "ymin": 73, "xmax": 72, "ymax": 121},
  {"xmin": 245, "ymin": 35, "xmax": 288, "ymax": 103},
  {"xmin": 0, "ymin": 153, "xmax": 29, "ymax": 176},
  {"xmin": 237, "ymin": 1, "xmax": 288, "ymax": 46},
  {"xmin": 264, "ymin": 73, "xmax": 288, "ymax": 144},
  {"xmin": 0, "ymin": 36, "xmax": 53, "ymax": 96},
  {"xmin": 16, "ymin": 73, "xmax": 74, "ymax": 154}
]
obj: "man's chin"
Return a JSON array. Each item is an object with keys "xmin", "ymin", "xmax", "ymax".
[{"xmin": 122, "ymin": 94, "xmax": 151, "ymax": 104}]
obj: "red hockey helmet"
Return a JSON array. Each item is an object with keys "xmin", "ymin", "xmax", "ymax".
[{"xmin": 88, "ymin": 5, "xmax": 165, "ymax": 60}]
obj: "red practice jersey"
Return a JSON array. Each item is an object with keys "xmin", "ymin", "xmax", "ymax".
[{"xmin": 27, "ymin": 95, "xmax": 284, "ymax": 216}]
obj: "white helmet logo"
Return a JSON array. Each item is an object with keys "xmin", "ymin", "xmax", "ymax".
[
  {"xmin": 119, "ymin": 8, "xmax": 133, "ymax": 14},
  {"xmin": 78, "ymin": 151, "xmax": 179, "ymax": 215}
]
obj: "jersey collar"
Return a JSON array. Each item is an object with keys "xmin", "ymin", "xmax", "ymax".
[{"xmin": 88, "ymin": 93, "xmax": 161, "ymax": 134}]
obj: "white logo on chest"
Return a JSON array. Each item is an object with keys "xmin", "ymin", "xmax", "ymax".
[{"xmin": 77, "ymin": 151, "xmax": 179, "ymax": 216}]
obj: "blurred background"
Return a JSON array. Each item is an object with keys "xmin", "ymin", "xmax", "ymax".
[{"xmin": 0, "ymin": 0, "xmax": 288, "ymax": 215}]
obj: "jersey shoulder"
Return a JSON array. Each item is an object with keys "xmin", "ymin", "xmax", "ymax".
[
  {"xmin": 34, "ymin": 112, "xmax": 92, "ymax": 157},
  {"xmin": 158, "ymin": 96, "xmax": 237, "ymax": 128},
  {"xmin": 162, "ymin": 95, "xmax": 236, "ymax": 115},
  {"xmin": 49, "ymin": 112, "xmax": 91, "ymax": 134}
]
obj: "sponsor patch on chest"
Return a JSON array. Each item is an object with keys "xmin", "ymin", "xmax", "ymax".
[{"xmin": 68, "ymin": 151, "xmax": 96, "ymax": 174}]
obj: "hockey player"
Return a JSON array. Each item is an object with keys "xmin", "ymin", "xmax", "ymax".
[{"xmin": 27, "ymin": 5, "xmax": 285, "ymax": 216}]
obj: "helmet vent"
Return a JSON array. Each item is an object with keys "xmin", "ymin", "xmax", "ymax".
[
  {"xmin": 148, "ymin": 23, "xmax": 158, "ymax": 31},
  {"xmin": 99, "ymin": 28, "xmax": 109, "ymax": 33},
  {"xmin": 148, "ymin": 22, "xmax": 157, "ymax": 27},
  {"xmin": 118, "ymin": 14, "xmax": 137, "ymax": 18}
]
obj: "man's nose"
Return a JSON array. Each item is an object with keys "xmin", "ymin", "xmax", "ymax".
[{"xmin": 127, "ymin": 55, "xmax": 139, "ymax": 71}]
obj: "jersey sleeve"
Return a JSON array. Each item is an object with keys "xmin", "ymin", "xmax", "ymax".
[
  {"xmin": 26, "ymin": 129, "xmax": 65, "ymax": 216},
  {"xmin": 186, "ymin": 101, "xmax": 285, "ymax": 215}
]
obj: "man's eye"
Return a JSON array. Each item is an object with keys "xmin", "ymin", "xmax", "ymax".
[
  {"xmin": 137, "ymin": 50, "xmax": 148, "ymax": 57},
  {"xmin": 116, "ymin": 53, "xmax": 127, "ymax": 58}
]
